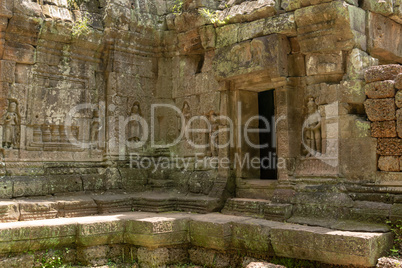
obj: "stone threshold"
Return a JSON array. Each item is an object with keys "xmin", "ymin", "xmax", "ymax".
[
  {"xmin": 0, "ymin": 212, "xmax": 392, "ymax": 267},
  {"xmin": 0, "ymin": 192, "xmax": 221, "ymax": 222}
]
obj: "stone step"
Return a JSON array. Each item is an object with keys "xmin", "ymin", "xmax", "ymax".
[
  {"xmin": 0, "ymin": 192, "xmax": 220, "ymax": 222},
  {"xmin": 222, "ymin": 198, "xmax": 293, "ymax": 221},
  {"xmin": 0, "ymin": 212, "xmax": 392, "ymax": 267}
]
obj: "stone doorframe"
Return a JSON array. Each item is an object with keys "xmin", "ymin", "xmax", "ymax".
[
  {"xmin": 212, "ymin": 34, "xmax": 294, "ymax": 199},
  {"xmin": 218, "ymin": 83, "xmax": 296, "ymax": 199}
]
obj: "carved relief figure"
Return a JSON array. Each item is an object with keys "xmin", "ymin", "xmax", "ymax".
[
  {"xmin": 179, "ymin": 101, "xmax": 192, "ymax": 141},
  {"xmin": 206, "ymin": 110, "xmax": 219, "ymax": 157},
  {"xmin": 128, "ymin": 102, "xmax": 142, "ymax": 142},
  {"xmin": 2, "ymin": 100, "xmax": 20, "ymax": 149},
  {"xmin": 303, "ymin": 97, "xmax": 322, "ymax": 157},
  {"xmin": 90, "ymin": 109, "xmax": 100, "ymax": 147}
]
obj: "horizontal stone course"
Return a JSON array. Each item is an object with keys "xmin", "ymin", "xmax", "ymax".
[
  {"xmin": 0, "ymin": 211, "xmax": 392, "ymax": 267},
  {"xmin": 0, "ymin": 192, "xmax": 221, "ymax": 223}
]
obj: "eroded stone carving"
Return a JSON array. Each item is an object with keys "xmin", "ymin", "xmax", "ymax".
[
  {"xmin": 179, "ymin": 101, "xmax": 192, "ymax": 140},
  {"xmin": 303, "ymin": 98, "xmax": 322, "ymax": 157},
  {"xmin": 2, "ymin": 100, "xmax": 20, "ymax": 149},
  {"xmin": 90, "ymin": 109, "xmax": 100, "ymax": 148},
  {"xmin": 128, "ymin": 102, "xmax": 142, "ymax": 143},
  {"xmin": 206, "ymin": 110, "xmax": 219, "ymax": 157}
]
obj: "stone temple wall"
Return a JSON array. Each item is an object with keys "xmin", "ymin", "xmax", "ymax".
[{"xmin": 0, "ymin": 0, "xmax": 401, "ymax": 224}]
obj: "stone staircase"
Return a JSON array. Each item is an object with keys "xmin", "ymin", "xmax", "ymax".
[{"xmin": 0, "ymin": 211, "xmax": 392, "ymax": 267}]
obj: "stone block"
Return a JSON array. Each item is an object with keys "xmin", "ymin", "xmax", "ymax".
[
  {"xmin": 0, "ymin": 220, "xmax": 76, "ymax": 253},
  {"xmin": 378, "ymin": 156, "xmax": 400, "ymax": 171},
  {"xmin": 0, "ymin": 0, "xmax": 13, "ymax": 18},
  {"xmin": 18, "ymin": 200, "xmax": 58, "ymax": 221},
  {"xmin": 57, "ymin": 196, "xmax": 98, "ymax": 218},
  {"xmin": 396, "ymin": 73, "xmax": 402, "ymax": 90},
  {"xmin": 14, "ymin": 64, "xmax": 31, "ymax": 84},
  {"xmin": 125, "ymin": 217, "xmax": 189, "ymax": 247},
  {"xmin": 340, "ymin": 80, "xmax": 366, "ymax": 105},
  {"xmin": 120, "ymin": 168, "xmax": 148, "ymax": 191},
  {"xmin": 365, "ymin": 64, "xmax": 402, "ymax": 83},
  {"xmin": 6, "ymin": 14, "xmax": 41, "ymax": 45},
  {"xmin": 371, "ymin": 121, "xmax": 397, "ymax": 138},
  {"xmin": 3, "ymin": 41, "xmax": 35, "ymax": 65},
  {"xmin": 339, "ymin": 136, "xmax": 377, "ymax": 180},
  {"xmin": 390, "ymin": 203, "xmax": 402, "ymax": 221},
  {"xmin": 77, "ymin": 219, "xmax": 125, "ymax": 247},
  {"xmin": 368, "ymin": 13, "xmax": 402, "ymax": 63},
  {"xmin": 76, "ymin": 245, "xmax": 109, "ymax": 266},
  {"xmin": 82, "ymin": 174, "xmax": 107, "ymax": 191},
  {"xmin": 137, "ymin": 247, "xmax": 170, "ymax": 267},
  {"xmin": 216, "ymin": 24, "xmax": 239, "ymax": 48},
  {"xmin": 177, "ymin": 29, "xmax": 202, "ymax": 54},
  {"xmin": 190, "ymin": 214, "xmax": 245, "ymax": 251},
  {"xmin": 173, "ymin": 12, "xmax": 206, "ymax": 33},
  {"xmin": 361, "ymin": 0, "xmax": 393, "ymax": 16},
  {"xmin": 295, "ymin": 2, "xmax": 366, "ymax": 53},
  {"xmin": 0, "ymin": 60, "xmax": 15, "ymax": 83},
  {"xmin": 189, "ymin": 248, "xmax": 231, "ymax": 267},
  {"xmin": 271, "ymin": 224, "xmax": 393, "ymax": 267},
  {"xmin": 377, "ymin": 138, "xmax": 402, "ymax": 155},
  {"xmin": 365, "ymin": 80, "xmax": 395, "ymax": 99},
  {"xmin": 93, "ymin": 194, "xmax": 132, "ymax": 214},
  {"xmin": 397, "ymin": 109, "xmax": 402, "ymax": 138},
  {"xmin": 350, "ymin": 201, "xmax": 392, "ymax": 223},
  {"xmin": 213, "ymin": 34, "xmax": 289, "ymax": 81},
  {"xmin": 305, "ymin": 51, "xmax": 344, "ymax": 76},
  {"xmin": 281, "ymin": 0, "xmax": 331, "ymax": 11},
  {"xmin": 364, "ymin": 99, "xmax": 396, "ymax": 121},
  {"xmin": 0, "ymin": 202, "xmax": 19, "ymax": 222},
  {"xmin": 264, "ymin": 13, "xmax": 296, "ymax": 36},
  {"xmin": 42, "ymin": 5, "xmax": 72, "ymax": 21},
  {"xmin": 345, "ymin": 48, "xmax": 378, "ymax": 80},
  {"xmin": 47, "ymin": 175, "xmax": 83, "ymax": 194},
  {"xmin": 231, "ymin": 219, "xmax": 275, "ymax": 254},
  {"xmin": 238, "ymin": 19, "xmax": 265, "ymax": 42},
  {"xmin": 219, "ymin": 0, "xmax": 278, "ymax": 24},
  {"xmin": 13, "ymin": 176, "xmax": 49, "ymax": 197},
  {"xmin": 13, "ymin": 0, "xmax": 42, "ymax": 17},
  {"xmin": 288, "ymin": 54, "xmax": 305, "ymax": 77},
  {"xmin": 0, "ymin": 177, "xmax": 13, "ymax": 199},
  {"xmin": 0, "ymin": 254, "xmax": 34, "ymax": 267},
  {"xmin": 199, "ymin": 25, "xmax": 216, "ymax": 49}
]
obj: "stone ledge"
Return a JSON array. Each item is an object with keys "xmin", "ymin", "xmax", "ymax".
[
  {"xmin": 222, "ymin": 198, "xmax": 292, "ymax": 221},
  {"xmin": 0, "ymin": 192, "xmax": 221, "ymax": 222},
  {"xmin": 0, "ymin": 212, "xmax": 392, "ymax": 267}
]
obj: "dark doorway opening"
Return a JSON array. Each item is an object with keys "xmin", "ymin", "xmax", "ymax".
[{"xmin": 258, "ymin": 90, "xmax": 277, "ymax": 180}]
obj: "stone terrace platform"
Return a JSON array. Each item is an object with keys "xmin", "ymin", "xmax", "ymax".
[{"xmin": 0, "ymin": 211, "xmax": 392, "ymax": 267}]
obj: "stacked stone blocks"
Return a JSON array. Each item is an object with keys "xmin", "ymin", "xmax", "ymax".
[{"xmin": 364, "ymin": 64, "xmax": 402, "ymax": 171}]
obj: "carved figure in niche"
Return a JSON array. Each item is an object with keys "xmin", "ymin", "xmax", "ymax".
[
  {"xmin": 179, "ymin": 101, "xmax": 192, "ymax": 141},
  {"xmin": 206, "ymin": 110, "xmax": 219, "ymax": 157},
  {"xmin": 128, "ymin": 102, "xmax": 142, "ymax": 142},
  {"xmin": 90, "ymin": 109, "xmax": 101, "ymax": 147},
  {"xmin": 2, "ymin": 100, "xmax": 20, "ymax": 149},
  {"xmin": 303, "ymin": 97, "xmax": 322, "ymax": 157}
]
